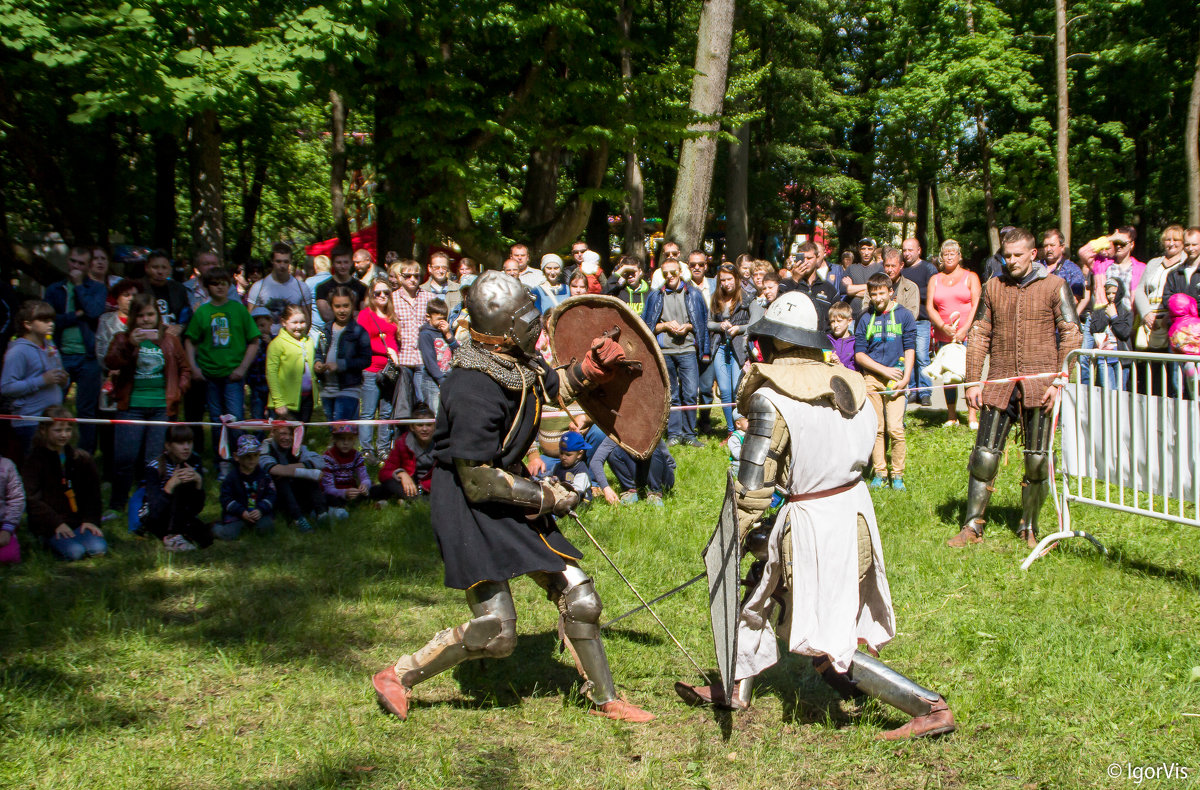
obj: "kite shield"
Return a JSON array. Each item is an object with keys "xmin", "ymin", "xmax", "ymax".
[
  {"xmin": 702, "ymin": 470, "xmax": 741, "ymax": 706},
  {"xmin": 546, "ymin": 294, "xmax": 670, "ymax": 460}
]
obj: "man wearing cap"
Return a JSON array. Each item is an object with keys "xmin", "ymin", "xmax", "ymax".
[
  {"xmin": 842, "ymin": 238, "xmax": 885, "ymax": 319},
  {"xmin": 675, "ymin": 290, "xmax": 956, "ymax": 740}
]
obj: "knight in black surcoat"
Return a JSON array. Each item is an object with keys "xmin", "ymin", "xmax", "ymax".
[{"xmin": 372, "ymin": 271, "xmax": 654, "ymax": 723}]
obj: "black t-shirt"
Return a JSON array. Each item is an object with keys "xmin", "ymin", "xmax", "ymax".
[
  {"xmin": 902, "ymin": 259, "xmax": 938, "ymax": 320},
  {"xmin": 781, "ymin": 277, "xmax": 838, "ymax": 332},
  {"xmin": 844, "ymin": 262, "xmax": 885, "ymax": 318},
  {"xmin": 145, "ymin": 280, "xmax": 190, "ymax": 327},
  {"xmin": 315, "ymin": 276, "xmax": 368, "ymax": 308}
]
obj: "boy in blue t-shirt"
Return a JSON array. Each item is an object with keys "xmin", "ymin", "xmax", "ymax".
[{"xmin": 854, "ymin": 272, "xmax": 916, "ymax": 490}]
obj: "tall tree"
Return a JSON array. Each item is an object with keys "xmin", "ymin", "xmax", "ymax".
[
  {"xmin": 1055, "ymin": 0, "xmax": 1071, "ymax": 246},
  {"xmin": 665, "ymin": 0, "xmax": 736, "ymax": 252},
  {"xmin": 1188, "ymin": 32, "xmax": 1200, "ymax": 226}
]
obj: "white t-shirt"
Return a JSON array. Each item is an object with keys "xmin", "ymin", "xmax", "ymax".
[{"xmin": 247, "ymin": 276, "xmax": 312, "ymax": 322}]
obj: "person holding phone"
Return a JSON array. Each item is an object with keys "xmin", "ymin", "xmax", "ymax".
[{"xmin": 105, "ymin": 293, "xmax": 191, "ymax": 513}]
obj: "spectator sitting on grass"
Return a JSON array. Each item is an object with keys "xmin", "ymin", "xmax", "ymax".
[
  {"xmin": 23, "ymin": 406, "xmax": 107, "ymax": 561},
  {"xmin": 553, "ymin": 430, "xmax": 593, "ymax": 503},
  {"xmin": 140, "ymin": 424, "xmax": 211, "ymax": 552},
  {"xmin": 215, "ymin": 435, "xmax": 277, "ymax": 540},
  {"xmin": 0, "ymin": 451, "xmax": 24, "ymax": 565},
  {"xmin": 320, "ymin": 424, "xmax": 369, "ymax": 520},
  {"xmin": 259, "ymin": 423, "xmax": 327, "ymax": 532},
  {"xmin": 371, "ymin": 403, "xmax": 436, "ymax": 506}
]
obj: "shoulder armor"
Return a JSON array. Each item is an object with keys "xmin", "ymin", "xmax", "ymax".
[{"xmin": 737, "ymin": 392, "xmax": 780, "ymax": 491}]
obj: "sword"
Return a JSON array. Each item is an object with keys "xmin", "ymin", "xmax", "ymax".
[
  {"xmin": 601, "ymin": 572, "xmax": 705, "ymax": 630},
  {"xmin": 565, "ymin": 510, "xmax": 712, "ymax": 685}
]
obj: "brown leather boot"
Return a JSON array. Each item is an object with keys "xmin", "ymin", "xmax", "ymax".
[
  {"xmin": 674, "ymin": 681, "xmax": 748, "ymax": 711},
  {"xmin": 1018, "ymin": 525, "xmax": 1039, "ymax": 549},
  {"xmin": 590, "ymin": 698, "xmax": 656, "ymax": 723},
  {"xmin": 372, "ymin": 667, "xmax": 412, "ymax": 720},
  {"xmin": 876, "ymin": 698, "xmax": 956, "ymax": 740},
  {"xmin": 946, "ymin": 525, "xmax": 983, "ymax": 548}
]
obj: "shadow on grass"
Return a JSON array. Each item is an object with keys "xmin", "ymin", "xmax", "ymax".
[
  {"xmin": 1, "ymin": 660, "xmax": 156, "ymax": 736},
  {"xmin": 445, "ymin": 631, "xmax": 596, "ymax": 710},
  {"xmin": 0, "ymin": 506, "xmax": 449, "ymax": 673},
  {"xmin": 935, "ymin": 497, "xmax": 1025, "ymax": 536}
]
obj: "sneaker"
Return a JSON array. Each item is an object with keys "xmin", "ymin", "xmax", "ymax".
[
  {"xmin": 330, "ymin": 507, "xmax": 350, "ymax": 521},
  {"xmin": 667, "ymin": 436, "xmax": 682, "ymax": 448},
  {"xmin": 295, "ymin": 517, "xmax": 315, "ymax": 533},
  {"xmin": 683, "ymin": 438, "xmax": 705, "ymax": 448},
  {"xmin": 646, "ymin": 492, "xmax": 665, "ymax": 507},
  {"xmin": 891, "ymin": 477, "xmax": 906, "ymax": 491},
  {"xmin": 162, "ymin": 534, "xmax": 197, "ymax": 552},
  {"xmin": 941, "ymin": 420, "xmax": 959, "ymax": 428},
  {"xmin": 869, "ymin": 476, "xmax": 887, "ymax": 489},
  {"xmin": 919, "ymin": 394, "xmax": 932, "ymax": 407},
  {"xmin": 217, "ymin": 461, "xmax": 234, "ymax": 481},
  {"xmin": 619, "ymin": 490, "xmax": 639, "ymax": 504},
  {"xmin": 968, "ymin": 421, "xmax": 979, "ymax": 430},
  {"xmin": 101, "ymin": 508, "xmax": 122, "ymax": 523},
  {"xmin": 315, "ymin": 510, "xmax": 333, "ymax": 525},
  {"xmin": 361, "ymin": 450, "xmax": 376, "ymax": 466}
]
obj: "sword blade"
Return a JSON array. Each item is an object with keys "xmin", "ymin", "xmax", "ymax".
[
  {"xmin": 600, "ymin": 572, "xmax": 705, "ymax": 630},
  {"xmin": 566, "ymin": 511, "xmax": 712, "ymax": 685}
]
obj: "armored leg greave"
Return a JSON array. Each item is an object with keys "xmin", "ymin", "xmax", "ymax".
[
  {"xmin": 1019, "ymin": 406, "xmax": 1054, "ymax": 538},
  {"xmin": 393, "ymin": 580, "xmax": 518, "ymax": 688},
  {"xmin": 541, "ymin": 564, "xmax": 619, "ymax": 706},
  {"xmin": 963, "ymin": 406, "xmax": 1013, "ymax": 535},
  {"xmin": 845, "ymin": 651, "xmax": 943, "ymax": 718}
]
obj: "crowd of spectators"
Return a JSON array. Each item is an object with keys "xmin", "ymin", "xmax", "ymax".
[{"xmin": 3, "ymin": 224, "xmax": 1199, "ymax": 565}]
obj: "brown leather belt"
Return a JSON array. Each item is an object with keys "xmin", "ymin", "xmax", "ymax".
[{"xmin": 785, "ymin": 477, "xmax": 862, "ymax": 503}]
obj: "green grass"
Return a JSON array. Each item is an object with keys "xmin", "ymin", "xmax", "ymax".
[{"xmin": 2, "ymin": 414, "xmax": 1199, "ymax": 789}]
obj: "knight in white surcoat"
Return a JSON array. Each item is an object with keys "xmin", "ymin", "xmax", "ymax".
[{"xmin": 676, "ymin": 292, "xmax": 956, "ymax": 741}]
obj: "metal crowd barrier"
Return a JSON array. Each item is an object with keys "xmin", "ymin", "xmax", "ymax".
[{"xmin": 1022, "ymin": 348, "xmax": 1200, "ymax": 569}]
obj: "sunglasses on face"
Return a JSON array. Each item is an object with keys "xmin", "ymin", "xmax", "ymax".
[
  {"xmin": 1112, "ymin": 240, "xmax": 1129, "ymax": 249},
  {"xmin": 399, "ymin": 272, "xmax": 419, "ymax": 279},
  {"xmin": 374, "ymin": 289, "xmax": 391, "ymax": 296}
]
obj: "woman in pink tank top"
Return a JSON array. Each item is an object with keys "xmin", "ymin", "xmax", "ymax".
[{"xmin": 926, "ymin": 239, "xmax": 981, "ymax": 426}]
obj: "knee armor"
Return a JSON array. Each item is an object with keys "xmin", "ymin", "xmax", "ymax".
[{"xmin": 558, "ymin": 580, "xmax": 603, "ymax": 640}]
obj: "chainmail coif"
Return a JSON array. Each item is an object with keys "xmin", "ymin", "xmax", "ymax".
[{"xmin": 452, "ymin": 338, "xmax": 544, "ymax": 392}]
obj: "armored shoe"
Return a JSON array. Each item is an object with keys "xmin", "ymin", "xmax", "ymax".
[
  {"xmin": 1018, "ymin": 527, "xmax": 1039, "ymax": 549},
  {"xmin": 372, "ymin": 667, "xmax": 412, "ymax": 720},
  {"xmin": 876, "ymin": 698, "xmax": 956, "ymax": 741},
  {"xmin": 946, "ymin": 525, "xmax": 983, "ymax": 547},
  {"xmin": 674, "ymin": 681, "xmax": 748, "ymax": 711},
  {"xmin": 590, "ymin": 698, "xmax": 655, "ymax": 723}
]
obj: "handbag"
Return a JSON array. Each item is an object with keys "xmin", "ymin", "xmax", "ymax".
[
  {"xmin": 923, "ymin": 342, "xmax": 966, "ymax": 385},
  {"xmin": 378, "ymin": 359, "xmax": 401, "ymax": 401}
]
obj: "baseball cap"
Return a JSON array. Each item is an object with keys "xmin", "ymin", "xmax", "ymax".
[
  {"xmin": 560, "ymin": 431, "xmax": 588, "ymax": 453},
  {"xmin": 235, "ymin": 435, "xmax": 262, "ymax": 457},
  {"xmin": 858, "ymin": 237, "xmax": 877, "ymax": 248},
  {"xmin": 250, "ymin": 306, "xmax": 272, "ymax": 319}
]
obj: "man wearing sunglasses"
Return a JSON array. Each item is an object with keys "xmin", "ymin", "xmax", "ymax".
[
  {"xmin": 418, "ymin": 251, "xmax": 462, "ymax": 311},
  {"xmin": 391, "ymin": 259, "xmax": 433, "ymax": 418}
]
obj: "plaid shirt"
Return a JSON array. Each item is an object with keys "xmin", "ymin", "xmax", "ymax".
[
  {"xmin": 393, "ymin": 288, "xmax": 433, "ymax": 367},
  {"xmin": 967, "ymin": 271, "xmax": 1081, "ymax": 409}
]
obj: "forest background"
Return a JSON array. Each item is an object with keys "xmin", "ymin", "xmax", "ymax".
[{"xmin": 3, "ymin": 0, "xmax": 1199, "ymax": 273}]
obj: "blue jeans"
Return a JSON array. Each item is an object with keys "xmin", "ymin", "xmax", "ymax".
[
  {"xmin": 709, "ymin": 342, "xmax": 738, "ymax": 431},
  {"xmin": 46, "ymin": 527, "xmax": 108, "ymax": 561},
  {"xmin": 213, "ymin": 514, "xmax": 275, "ymax": 540},
  {"xmin": 912, "ymin": 319, "xmax": 932, "ymax": 399},
  {"xmin": 247, "ymin": 386, "xmax": 269, "ymax": 420},
  {"xmin": 112, "ymin": 406, "xmax": 168, "ymax": 509},
  {"xmin": 412, "ymin": 367, "xmax": 443, "ymax": 417},
  {"xmin": 607, "ymin": 441, "xmax": 676, "ymax": 493},
  {"xmin": 205, "ymin": 375, "xmax": 246, "ymax": 453},
  {"xmin": 1097, "ymin": 358, "xmax": 1128, "ymax": 390},
  {"xmin": 664, "ymin": 350, "xmax": 699, "ymax": 440},
  {"xmin": 323, "ymin": 393, "xmax": 360, "ymax": 423},
  {"xmin": 358, "ymin": 371, "xmax": 394, "ymax": 456},
  {"xmin": 62, "ymin": 353, "xmax": 101, "ymax": 453}
]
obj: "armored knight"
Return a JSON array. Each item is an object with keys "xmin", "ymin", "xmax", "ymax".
[
  {"xmin": 947, "ymin": 227, "xmax": 1081, "ymax": 550},
  {"xmin": 676, "ymin": 292, "xmax": 955, "ymax": 740},
  {"xmin": 372, "ymin": 271, "xmax": 654, "ymax": 723}
]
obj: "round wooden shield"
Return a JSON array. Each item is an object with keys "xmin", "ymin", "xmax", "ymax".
[{"xmin": 546, "ymin": 295, "xmax": 671, "ymax": 460}]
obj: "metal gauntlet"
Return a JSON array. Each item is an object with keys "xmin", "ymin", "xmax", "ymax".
[{"xmin": 454, "ymin": 458, "xmax": 578, "ymax": 516}]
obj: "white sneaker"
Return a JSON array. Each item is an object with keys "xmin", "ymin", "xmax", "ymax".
[
  {"xmin": 163, "ymin": 534, "xmax": 197, "ymax": 552},
  {"xmin": 330, "ymin": 507, "xmax": 350, "ymax": 521}
]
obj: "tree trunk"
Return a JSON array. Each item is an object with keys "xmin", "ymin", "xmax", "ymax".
[
  {"xmin": 330, "ymin": 90, "xmax": 352, "ymax": 246},
  {"xmin": 517, "ymin": 146, "xmax": 562, "ymax": 232},
  {"xmin": 664, "ymin": 0, "xmax": 737, "ymax": 252},
  {"xmin": 152, "ymin": 131, "xmax": 179, "ymax": 254},
  {"xmin": 619, "ymin": 2, "xmax": 646, "ymax": 263},
  {"xmin": 187, "ymin": 109, "xmax": 224, "ymax": 255},
  {"xmin": 1187, "ymin": 32, "xmax": 1200, "ymax": 226},
  {"xmin": 725, "ymin": 122, "xmax": 750, "ymax": 260},
  {"xmin": 586, "ymin": 199, "xmax": 611, "ymax": 269},
  {"xmin": 915, "ymin": 177, "xmax": 930, "ymax": 253},
  {"xmin": 1055, "ymin": 0, "xmax": 1072, "ymax": 248},
  {"xmin": 931, "ymin": 179, "xmax": 945, "ymax": 246},
  {"xmin": 373, "ymin": 21, "xmax": 415, "ymax": 262},
  {"xmin": 965, "ymin": 1, "xmax": 997, "ymax": 253},
  {"xmin": 231, "ymin": 158, "xmax": 267, "ymax": 267}
]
